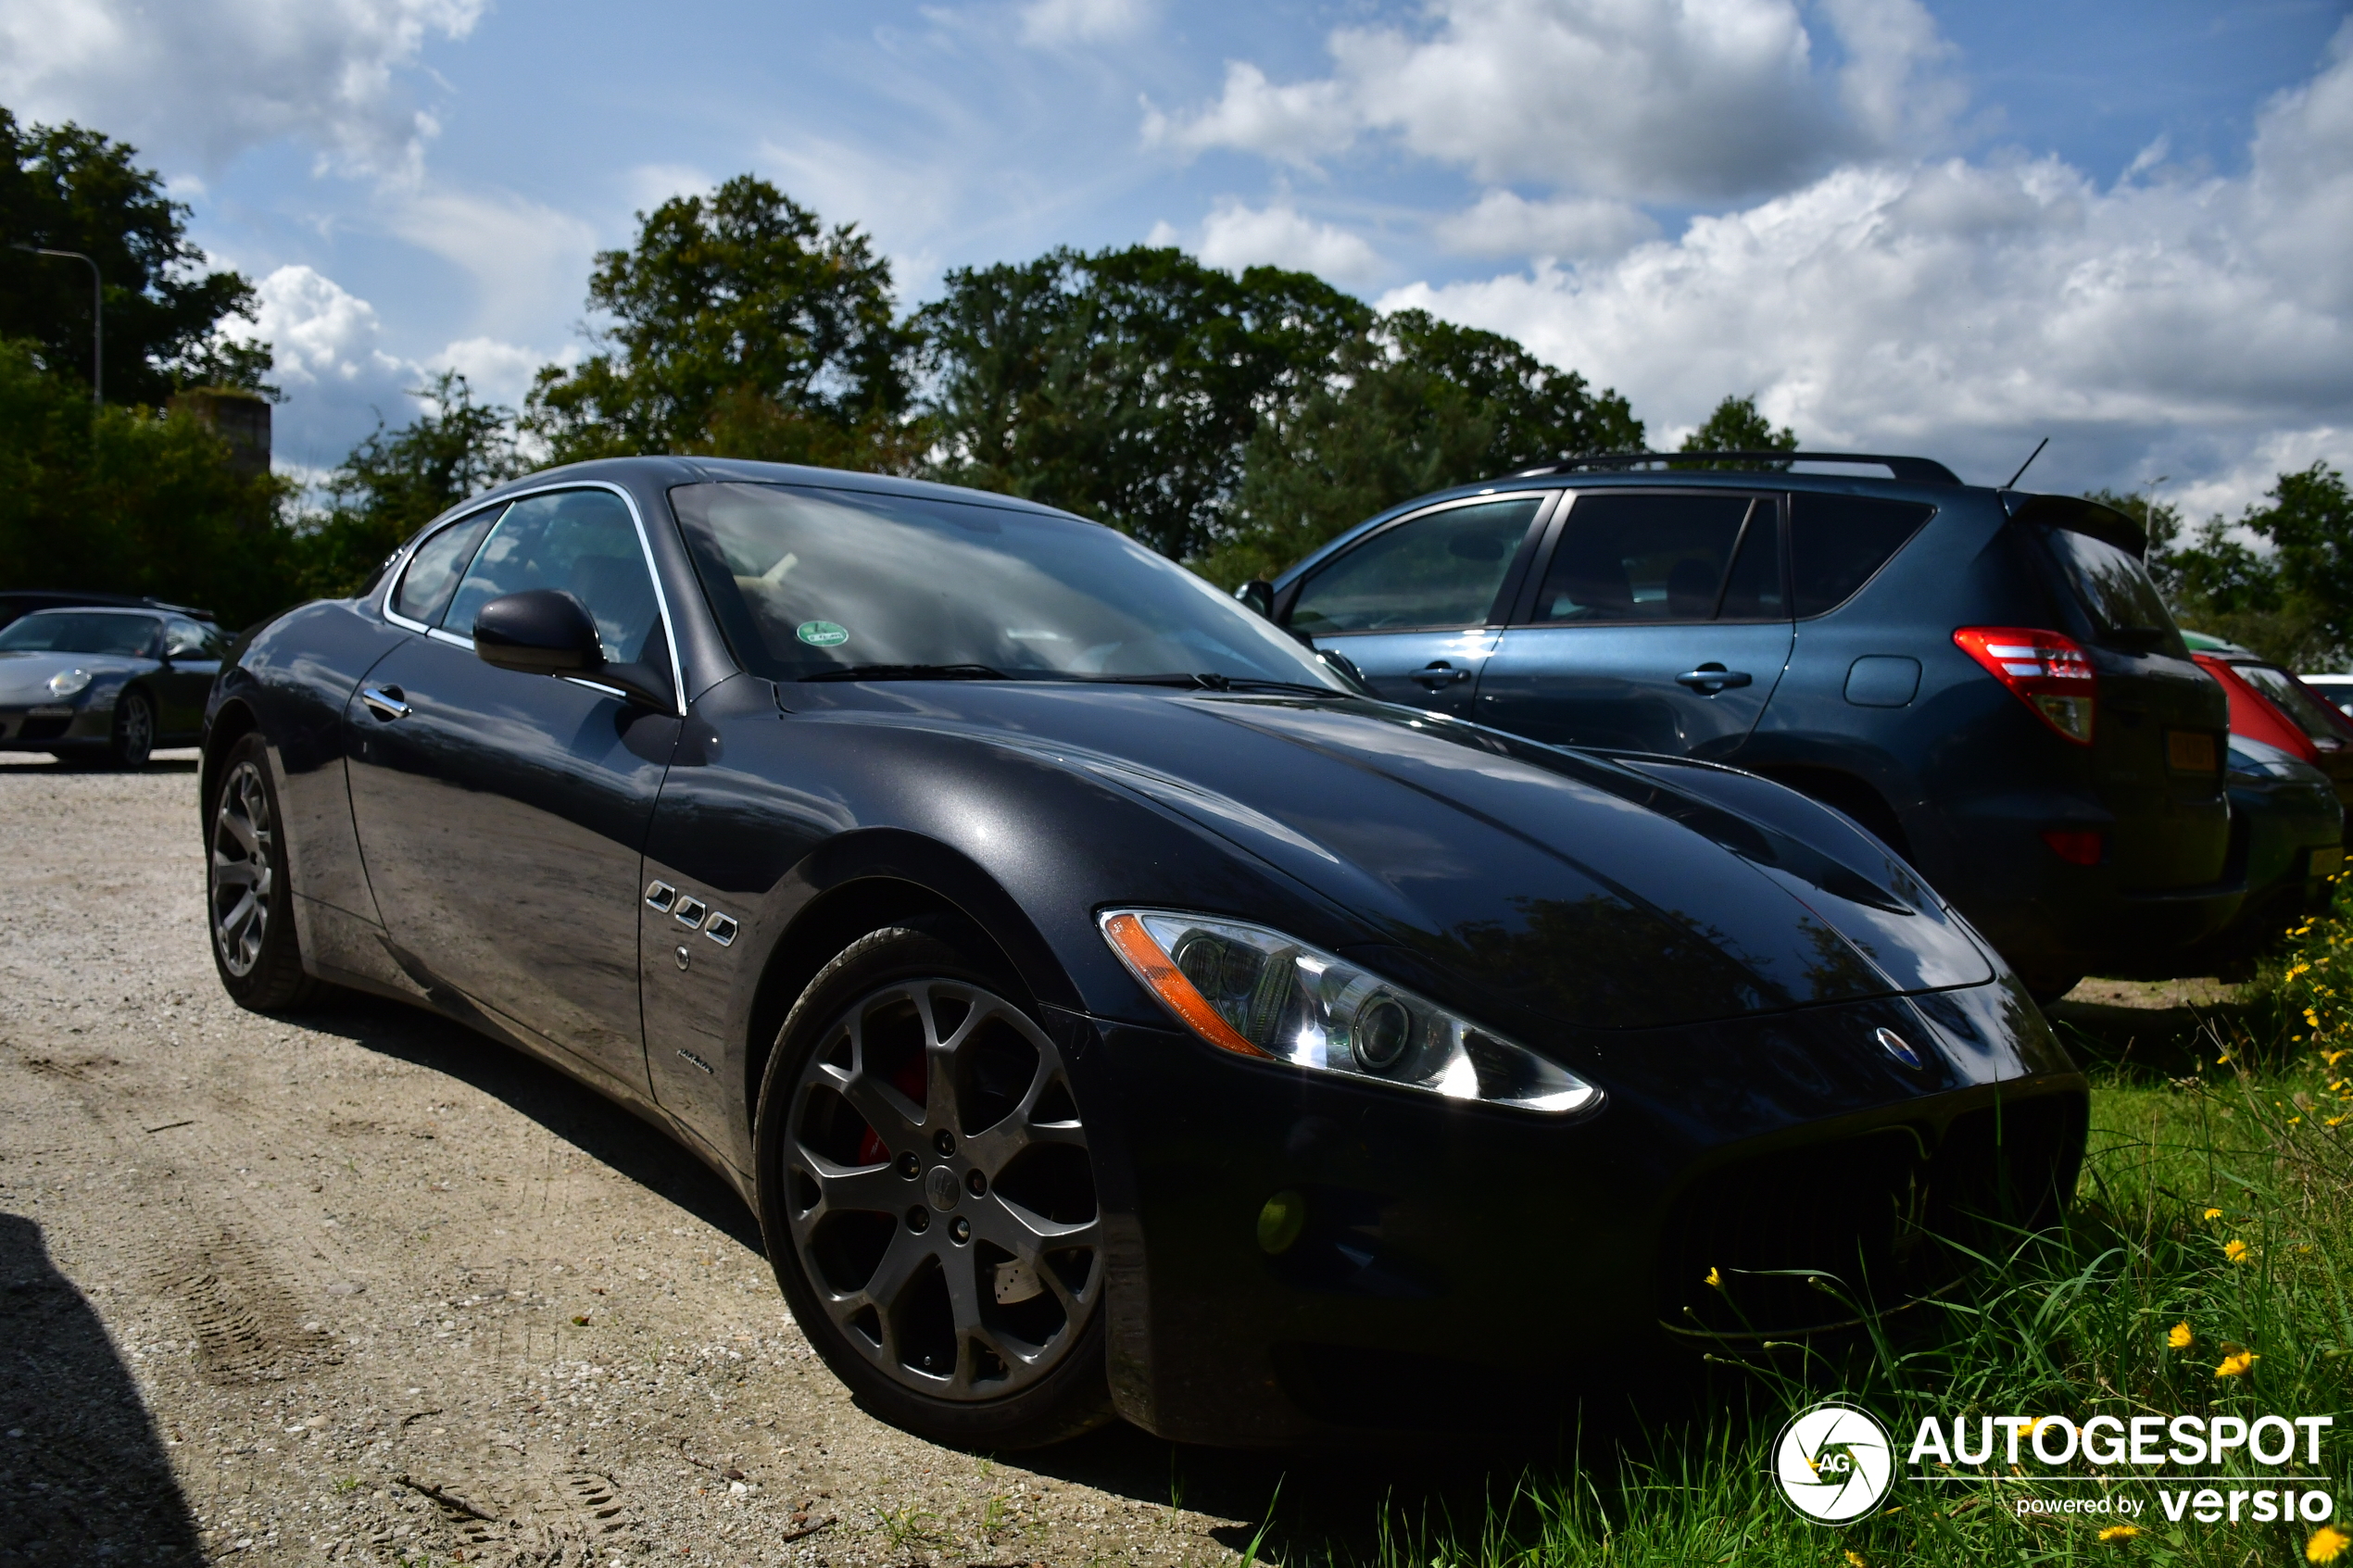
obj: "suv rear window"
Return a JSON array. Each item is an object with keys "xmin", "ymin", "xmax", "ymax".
[
  {"xmin": 1791, "ymin": 495, "xmax": 1933, "ymax": 617},
  {"xmin": 2039, "ymin": 526, "xmax": 2179, "ymax": 646}
]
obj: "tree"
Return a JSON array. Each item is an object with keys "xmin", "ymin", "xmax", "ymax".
[
  {"xmin": 1197, "ymin": 310, "xmax": 1643, "ymax": 585},
  {"xmin": 0, "ymin": 107, "xmax": 271, "ymax": 405},
  {"xmin": 2122, "ymin": 465, "xmax": 2353, "ymax": 669},
  {"xmin": 1678, "ymin": 395, "xmax": 1796, "ymax": 468},
  {"xmin": 526, "ymin": 177, "xmax": 916, "ymax": 464},
  {"xmin": 918, "ymin": 245, "xmax": 1374, "ymax": 559},
  {"xmin": 296, "ymin": 371, "xmax": 526, "ymax": 598},
  {"xmin": 0, "ymin": 338, "xmax": 298, "ymax": 626}
]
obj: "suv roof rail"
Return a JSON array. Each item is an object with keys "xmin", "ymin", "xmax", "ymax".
[{"xmin": 1511, "ymin": 451, "xmax": 1964, "ymax": 485}]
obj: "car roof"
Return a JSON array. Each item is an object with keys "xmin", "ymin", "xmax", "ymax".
[
  {"xmin": 19, "ymin": 605, "xmax": 165, "ymax": 619},
  {"xmin": 469, "ymin": 455, "xmax": 1098, "ymax": 526},
  {"xmin": 2183, "ymin": 630, "xmax": 2263, "ymax": 659}
]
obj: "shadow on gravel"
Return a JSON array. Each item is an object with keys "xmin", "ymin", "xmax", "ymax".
[
  {"xmin": 296, "ymin": 992, "xmax": 764, "ymax": 1256},
  {"xmin": 0, "ymin": 1212, "xmax": 205, "ymax": 1566}
]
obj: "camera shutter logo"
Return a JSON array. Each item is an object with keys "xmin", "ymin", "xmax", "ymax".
[{"xmin": 1774, "ymin": 1402, "xmax": 1895, "ymax": 1523}]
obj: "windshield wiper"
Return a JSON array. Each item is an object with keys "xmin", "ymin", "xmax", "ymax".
[
  {"xmin": 800, "ymin": 662, "xmax": 1010, "ymax": 683},
  {"xmin": 1044, "ymin": 671, "xmax": 1348, "ymax": 697}
]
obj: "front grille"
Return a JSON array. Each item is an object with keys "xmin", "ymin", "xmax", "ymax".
[
  {"xmin": 18, "ymin": 716, "xmax": 69, "ymax": 741},
  {"xmin": 1659, "ymin": 1094, "xmax": 2085, "ymax": 1338}
]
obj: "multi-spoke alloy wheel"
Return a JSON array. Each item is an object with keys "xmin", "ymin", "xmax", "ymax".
[
  {"xmin": 111, "ymin": 690, "xmax": 154, "ymax": 769},
  {"xmin": 783, "ymin": 974, "xmax": 1100, "ymax": 1402},
  {"xmin": 210, "ymin": 759, "xmax": 275, "ymax": 977}
]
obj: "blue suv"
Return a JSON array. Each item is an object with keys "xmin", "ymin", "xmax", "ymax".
[{"xmin": 1252, "ymin": 453, "xmax": 2237, "ymax": 1000}]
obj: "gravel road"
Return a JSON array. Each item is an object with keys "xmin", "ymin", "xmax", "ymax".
[{"xmin": 0, "ymin": 757, "xmax": 1360, "ymax": 1568}]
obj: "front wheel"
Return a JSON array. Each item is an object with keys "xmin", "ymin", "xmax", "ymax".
[
  {"xmin": 109, "ymin": 689, "xmax": 155, "ymax": 769},
  {"xmin": 755, "ymin": 926, "xmax": 1112, "ymax": 1449},
  {"xmin": 207, "ymin": 734, "xmax": 322, "ymax": 1011}
]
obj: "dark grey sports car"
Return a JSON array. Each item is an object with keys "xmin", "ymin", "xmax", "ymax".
[
  {"xmin": 0, "ymin": 606, "xmax": 224, "ymax": 766},
  {"xmin": 202, "ymin": 458, "xmax": 2088, "ymax": 1448}
]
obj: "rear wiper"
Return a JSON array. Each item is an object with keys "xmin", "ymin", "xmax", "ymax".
[{"xmin": 800, "ymin": 662, "xmax": 1009, "ymax": 682}]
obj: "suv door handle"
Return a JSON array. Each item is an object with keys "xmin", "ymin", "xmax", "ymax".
[
  {"xmin": 1411, "ymin": 662, "xmax": 1471, "ymax": 688},
  {"xmin": 360, "ymin": 684, "xmax": 412, "ymax": 721},
  {"xmin": 1675, "ymin": 666, "xmax": 1754, "ymax": 693}
]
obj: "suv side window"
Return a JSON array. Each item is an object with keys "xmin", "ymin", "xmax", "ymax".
[
  {"xmin": 1529, "ymin": 492, "xmax": 1777, "ymax": 623},
  {"xmin": 1289, "ymin": 495, "xmax": 1545, "ymax": 634},
  {"xmin": 1791, "ymin": 495, "xmax": 1933, "ymax": 618},
  {"xmin": 444, "ymin": 490, "xmax": 663, "ymax": 666},
  {"xmin": 393, "ymin": 505, "xmax": 503, "ymax": 628}
]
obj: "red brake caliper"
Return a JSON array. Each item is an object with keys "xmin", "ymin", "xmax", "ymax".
[{"xmin": 854, "ymin": 1055, "xmax": 928, "ymax": 1166}]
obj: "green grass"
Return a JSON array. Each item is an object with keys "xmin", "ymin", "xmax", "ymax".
[{"xmin": 1256, "ymin": 923, "xmax": 2353, "ymax": 1568}]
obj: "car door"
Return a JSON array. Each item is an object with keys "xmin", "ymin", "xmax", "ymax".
[
  {"xmin": 345, "ymin": 486, "xmax": 683, "ymax": 1093},
  {"xmin": 1282, "ymin": 492, "xmax": 1552, "ymax": 715},
  {"xmin": 158, "ymin": 617, "xmax": 222, "ymax": 738},
  {"xmin": 1475, "ymin": 488, "xmax": 1793, "ymax": 758}
]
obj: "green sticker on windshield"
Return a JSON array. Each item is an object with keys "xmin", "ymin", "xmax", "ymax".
[{"xmin": 796, "ymin": 620, "xmax": 849, "ymax": 647}]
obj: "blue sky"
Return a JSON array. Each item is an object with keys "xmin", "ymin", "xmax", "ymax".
[{"xmin": 4, "ymin": 0, "xmax": 2349, "ymax": 519}]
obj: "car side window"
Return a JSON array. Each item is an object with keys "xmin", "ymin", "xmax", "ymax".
[
  {"xmin": 1528, "ymin": 493, "xmax": 1769, "ymax": 623},
  {"xmin": 162, "ymin": 617, "xmax": 213, "ymax": 659},
  {"xmin": 443, "ymin": 490, "xmax": 663, "ymax": 666},
  {"xmin": 1790, "ymin": 495, "xmax": 1933, "ymax": 618},
  {"xmin": 393, "ymin": 506, "xmax": 503, "ymax": 627},
  {"xmin": 1289, "ymin": 495, "xmax": 1545, "ymax": 634}
]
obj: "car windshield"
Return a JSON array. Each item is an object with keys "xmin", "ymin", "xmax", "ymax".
[
  {"xmin": 0, "ymin": 611, "xmax": 159, "ymax": 657},
  {"xmin": 670, "ymin": 482, "xmax": 1352, "ymax": 691},
  {"xmin": 2238, "ymin": 663, "xmax": 2353, "ymax": 745}
]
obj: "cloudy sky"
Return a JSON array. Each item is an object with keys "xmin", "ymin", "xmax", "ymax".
[{"xmin": 3, "ymin": 0, "xmax": 2347, "ymax": 517}]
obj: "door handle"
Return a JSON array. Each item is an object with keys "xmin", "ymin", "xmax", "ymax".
[
  {"xmin": 1411, "ymin": 662, "xmax": 1471, "ymax": 689},
  {"xmin": 360, "ymin": 684, "xmax": 411, "ymax": 721},
  {"xmin": 1675, "ymin": 666, "xmax": 1754, "ymax": 693}
]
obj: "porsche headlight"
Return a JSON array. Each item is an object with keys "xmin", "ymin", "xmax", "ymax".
[
  {"xmin": 1099, "ymin": 909, "xmax": 1602, "ymax": 1116},
  {"xmin": 45, "ymin": 668, "xmax": 92, "ymax": 699}
]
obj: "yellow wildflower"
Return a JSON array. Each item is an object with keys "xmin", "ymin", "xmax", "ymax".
[
  {"xmin": 2327, "ymin": 1117, "xmax": 2347, "ymax": 1128},
  {"xmin": 1705, "ymin": 1266, "xmax": 1723, "ymax": 1289},
  {"xmin": 2224, "ymin": 1238, "xmax": 2251, "ymax": 1262},
  {"xmin": 2099, "ymin": 1524, "xmax": 2141, "ymax": 1542},
  {"xmin": 1845, "ymin": 1553, "xmax": 1869, "ymax": 1568},
  {"xmin": 2204, "ymin": 1207, "xmax": 2223, "ymax": 1221},
  {"xmin": 2168, "ymin": 1322, "xmax": 2194, "ymax": 1348},
  {"xmin": 2216, "ymin": 1343, "xmax": 2259, "ymax": 1378},
  {"xmin": 2311, "ymin": 1524, "xmax": 2350, "ymax": 1564}
]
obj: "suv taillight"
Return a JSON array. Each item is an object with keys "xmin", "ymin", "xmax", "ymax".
[{"xmin": 1955, "ymin": 627, "xmax": 2096, "ymax": 744}]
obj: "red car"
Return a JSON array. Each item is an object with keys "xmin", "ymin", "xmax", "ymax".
[{"xmin": 2184, "ymin": 631, "xmax": 2353, "ymax": 809}]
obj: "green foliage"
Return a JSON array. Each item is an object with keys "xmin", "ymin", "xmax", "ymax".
[
  {"xmin": 296, "ymin": 371, "xmax": 525, "ymax": 600},
  {"xmin": 917, "ymin": 245, "xmax": 1374, "ymax": 559},
  {"xmin": 2127, "ymin": 466, "xmax": 2353, "ymax": 669},
  {"xmin": 1197, "ymin": 309, "xmax": 1644, "ymax": 586},
  {"xmin": 0, "ymin": 337, "xmax": 297, "ymax": 626},
  {"xmin": 1677, "ymin": 394, "xmax": 1796, "ymax": 467},
  {"xmin": 525, "ymin": 176, "xmax": 915, "ymax": 465},
  {"xmin": 0, "ymin": 107, "xmax": 271, "ymax": 405}
]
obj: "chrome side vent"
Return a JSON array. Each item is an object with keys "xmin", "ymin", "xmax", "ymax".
[{"xmin": 643, "ymin": 880, "xmax": 677, "ymax": 912}]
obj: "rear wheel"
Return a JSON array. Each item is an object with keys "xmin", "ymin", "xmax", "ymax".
[
  {"xmin": 109, "ymin": 689, "xmax": 154, "ymax": 769},
  {"xmin": 756, "ymin": 926, "xmax": 1112, "ymax": 1449},
  {"xmin": 207, "ymin": 734, "xmax": 322, "ymax": 1011}
]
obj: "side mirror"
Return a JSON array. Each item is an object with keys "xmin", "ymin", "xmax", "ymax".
[
  {"xmin": 1234, "ymin": 580, "xmax": 1275, "ymax": 620},
  {"xmin": 473, "ymin": 590, "xmax": 601, "ymax": 674}
]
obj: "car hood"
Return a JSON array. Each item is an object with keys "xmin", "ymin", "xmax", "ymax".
[
  {"xmin": 0, "ymin": 650, "xmax": 146, "ymax": 702},
  {"xmin": 799, "ymin": 684, "xmax": 1994, "ymax": 1031}
]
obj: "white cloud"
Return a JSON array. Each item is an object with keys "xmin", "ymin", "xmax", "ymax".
[
  {"xmin": 0, "ymin": 0, "xmax": 484, "ymax": 175},
  {"xmin": 1441, "ymin": 191, "xmax": 1660, "ymax": 259},
  {"xmin": 224, "ymin": 264, "xmax": 419, "ymax": 470},
  {"xmin": 429, "ymin": 336, "xmax": 568, "ymax": 408},
  {"xmin": 383, "ymin": 184, "xmax": 600, "ymax": 338},
  {"xmin": 1146, "ymin": 0, "xmax": 1958, "ymax": 202},
  {"xmin": 1378, "ymin": 23, "xmax": 2353, "ymax": 509},
  {"xmin": 1194, "ymin": 201, "xmax": 1384, "ymax": 286},
  {"xmin": 1019, "ymin": 0, "xmax": 1152, "ymax": 47}
]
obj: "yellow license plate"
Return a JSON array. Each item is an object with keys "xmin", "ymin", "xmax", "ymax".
[{"xmin": 2167, "ymin": 730, "xmax": 2218, "ymax": 772}]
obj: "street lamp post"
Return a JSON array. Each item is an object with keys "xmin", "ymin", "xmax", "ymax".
[{"xmin": 11, "ymin": 245, "xmax": 102, "ymax": 405}]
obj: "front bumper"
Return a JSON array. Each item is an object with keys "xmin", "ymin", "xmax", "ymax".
[
  {"xmin": 1072, "ymin": 980, "xmax": 2086, "ymax": 1444},
  {"xmin": 0, "ymin": 702, "xmax": 109, "ymax": 749}
]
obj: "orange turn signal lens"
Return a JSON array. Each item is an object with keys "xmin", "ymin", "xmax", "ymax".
[{"xmin": 1100, "ymin": 911, "xmax": 1274, "ymax": 1059}]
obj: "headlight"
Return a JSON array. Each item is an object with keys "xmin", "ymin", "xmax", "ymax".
[
  {"xmin": 45, "ymin": 668, "xmax": 92, "ymax": 699},
  {"xmin": 1099, "ymin": 909, "xmax": 1602, "ymax": 1116}
]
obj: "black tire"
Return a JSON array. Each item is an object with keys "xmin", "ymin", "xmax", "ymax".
[
  {"xmin": 205, "ymin": 733, "xmax": 323, "ymax": 1011},
  {"xmin": 755, "ymin": 925, "xmax": 1113, "ymax": 1449},
  {"xmin": 109, "ymin": 688, "xmax": 155, "ymax": 769}
]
